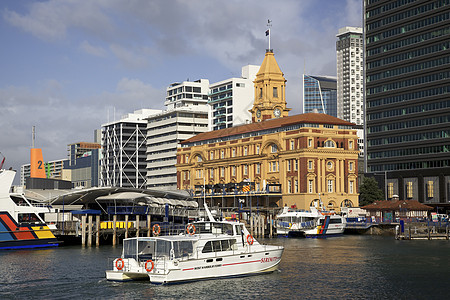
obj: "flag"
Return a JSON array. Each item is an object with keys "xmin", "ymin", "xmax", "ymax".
[
  {"xmin": 242, "ymin": 185, "xmax": 250, "ymax": 192},
  {"xmin": 265, "ymin": 29, "xmax": 269, "ymax": 36},
  {"xmin": 0, "ymin": 157, "xmax": 4, "ymax": 169}
]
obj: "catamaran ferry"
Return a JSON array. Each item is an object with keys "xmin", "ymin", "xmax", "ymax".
[
  {"xmin": 0, "ymin": 169, "xmax": 59, "ymax": 250},
  {"xmin": 106, "ymin": 205, "xmax": 284, "ymax": 284},
  {"xmin": 276, "ymin": 206, "xmax": 346, "ymax": 237}
]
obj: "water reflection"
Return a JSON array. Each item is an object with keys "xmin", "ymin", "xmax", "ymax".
[{"xmin": 1, "ymin": 237, "xmax": 449, "ymax": 299}]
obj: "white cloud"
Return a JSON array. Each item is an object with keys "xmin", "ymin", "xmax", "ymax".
[
  {"xmin": 110, "ymin": 44, "xmax": 150, "ymax": 69},
  {"xmin": 79, "ymin": 40, "xmax": 107, "ymax": 57},
  {"xmin": 0, "ymin": 78, "xmax": 164, "ymax": 174}
]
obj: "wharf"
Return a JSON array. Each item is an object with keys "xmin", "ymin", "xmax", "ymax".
[
  {"xmin": 52, "ymin": 207, "xmax": 277, "ymax": 246},
  {"xmin": 395, "ymin": 222, "xmax": 450, "ymax": 240}
]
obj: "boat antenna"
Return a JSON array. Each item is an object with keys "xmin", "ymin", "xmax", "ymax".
[
  {"xmin": 203, "ymin": 201, "xmax": 216, "ymax": 222},
  {"xmin": 0, "ymin": 152, "xmax": 5, "ymax": 169}
]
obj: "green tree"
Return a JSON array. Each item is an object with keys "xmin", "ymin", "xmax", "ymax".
[{"xmin": 359, "ymin": 176, "xmax": 385, "ymax": 206}]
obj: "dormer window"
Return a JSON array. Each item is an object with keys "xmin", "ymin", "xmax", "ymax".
[{"xmin": 324, "ymin": 140, "xmax": 335, "ymax": 148}]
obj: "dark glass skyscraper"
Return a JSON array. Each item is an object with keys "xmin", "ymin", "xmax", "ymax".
[
  {"xmin": 303, "ymin": 74, "xmax": 338, "ymax": 117},
  {"xmin": 365, "ymin": 0, "xmax": 450, "ymax": 205}
]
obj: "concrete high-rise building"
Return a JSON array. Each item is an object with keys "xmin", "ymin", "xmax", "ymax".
[
  {"xmin": 365, "ymin": 0, "xmax": 450, "ymax": 205},
  {"xmin": 336, "ymin": 26, "xmax": 363, "ymax": 125},
  {"xmin": 146, "ymin": 80, "xmax": 209, "ymax": 190},
  {"xmin": 100, "ymin": 109, "xmax": 161, "ymax": 188},
  {"xmin": 302, "ymin": 74, "xmax": 338, "ymax": 117},
  {"xmin": 209, "ymin": 65, "xmax": 259, "ymax": 130},
  {"xmin": 336, "ymin": 26, "xmax": 364, "ymax": 158}
]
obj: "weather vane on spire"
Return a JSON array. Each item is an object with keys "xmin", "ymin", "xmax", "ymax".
[{"xmin": 266, "ymin": 19, "xmax": 272, "ymax": 51}]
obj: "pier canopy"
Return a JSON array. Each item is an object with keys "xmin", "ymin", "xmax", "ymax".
[{"xmin": 49, "ymin": 186, "xmax": 195, "ymax": 209}]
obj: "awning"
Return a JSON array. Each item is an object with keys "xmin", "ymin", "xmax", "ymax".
[{"xmin": 71, "ymin": 209, "xmax": 101, "ymax": 215}]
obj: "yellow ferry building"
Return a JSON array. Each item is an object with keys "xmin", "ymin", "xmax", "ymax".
[{"xmin": 176, "ymin": 50, "xmax": 359, "ymax": 212}]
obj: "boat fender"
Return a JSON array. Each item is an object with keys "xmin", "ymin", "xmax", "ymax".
[
  {"xmin": 115, "ymin": 258, "xmax": 124, "ymax": 271},
  {"xmin": 186, "ymin": 223, "xmax": 196, "ymax": 235},
  {"xmin": 246, "ymin": 234, "xmax": 254, "ymax": 245},
  {"xmin": 145, "ymin": 259, "xmax": 154, "ymax": 272},
  {"xmin": 152, "ymin": 224, "xmax": 161, "ymax": 236}
]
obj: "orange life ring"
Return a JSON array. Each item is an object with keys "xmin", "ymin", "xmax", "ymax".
[
  {"xmin": 246, "ymin": 234, "xmax": 254, "ymax": 245},
  {"xmin": 145, "ymin": 259, "xmax": 154, "ymax": 272},
  {"xmin": 152, "ymin": 224, "xmax": 161, "ymax": 236},
  {"xmin": 186, "ymin": 223, "xmax": 196, "ymax": 235},
  {"xmin": 115, "ymin": 258, "xmax": 124, "ymax": 270}
]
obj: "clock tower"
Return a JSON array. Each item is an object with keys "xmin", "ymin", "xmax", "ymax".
[{"xmin": 250, "ymin": 49, "xmax": 291, "ymax": 122}]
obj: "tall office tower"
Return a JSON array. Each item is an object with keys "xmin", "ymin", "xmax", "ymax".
[
  {"xmin": 302, "ymin": 74, "xmax": 338, "ymax": 117},
  {"xmin": 209, "ymin": 65, "xmax": 259, "ymax": 130},
  {"xmin": 146, "ymin": 80, "xmax": 209, "ymax": 190},
  {"xmin": 336, "ymin": 27, "xmax": 364, "ymax": 158},
  {"xmin": 101, "ymin": 109, "xmax": 161, "ymax": 188},
  {"xmin": 336, "ymin": 27, "xmax": 364, "ymax": 124},
  {"xmin": 365, "ymin": 0, "xmax": 450, "ymax": 204}
]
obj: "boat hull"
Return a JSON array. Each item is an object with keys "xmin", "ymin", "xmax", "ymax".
[
  {"xmin": 0, "ymin": 211, "xmax": 60, "ymax": 250},
  {"xmin": 106, "ymin": 247, "xmax": 283, "ymax": 284}
]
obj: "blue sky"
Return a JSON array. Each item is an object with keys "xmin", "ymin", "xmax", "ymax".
[{"xmin": 0, "ymin": 0, "xmax": 362, "ymax": 176}]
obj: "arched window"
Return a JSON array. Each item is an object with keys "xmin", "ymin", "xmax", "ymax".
[
  {"xmin": 324, "ymin": 140, "xmax": 335, "ymax": 148},
  {"xmin": 271, "ymin": 144, "xmax": 278, "ymax": 153}
]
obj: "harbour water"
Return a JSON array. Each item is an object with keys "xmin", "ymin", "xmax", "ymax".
[{"xmin": 1, "ymin": 235, "xmax": 449, "ymax": 299}]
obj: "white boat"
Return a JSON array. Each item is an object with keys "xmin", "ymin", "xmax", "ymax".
[
  {"xmin": 276, "ymin": 206, "xmax": 346, "ymax": 238},
  {"xmin": 0, "ymin": 168, "xmax": 59, "ymax": 250},
  {"xmin": 106, "ymin": 204, "xmax": 284, "ymax": 284}
]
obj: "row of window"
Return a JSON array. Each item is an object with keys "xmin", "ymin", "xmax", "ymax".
[
  {"xmin": 367, "ymin": 85, "xmax": 450, "ymax": 108},
  {"xmin": 368, "ymin": 100, "xmax": 450, "ymax": 121},
  {"xmin": 367, "ymin": 41, "xmax": 449, "ymax": 70},
  {"xmin": 168, "ymin": 86, "xmax": 202, "ymax": 96},
  {"xmin": 367, "ymin": 71, "xmax": 450, "ymax": 95},
  {"xmin": 185, "ymin": 140, "xmax": 355, "ymax": 164},
  {"xmin": 369, "ymin": 159, "xmax": 450, "ymax": 172},
  {"xmin": 306, "ymin": 179, "xmax": 356, "ymax": 194},
  {"xmin": 210, "ymin": 84, "xmax": 233, "ymax": 95},
  {"xmin": 368, "ymin": 56, "xmax": 450, "ymax": 82},
  {"xmin": 186, "ymin": 159, "xmax": 356, "ymax": 181},
  {"xmin": 366, "ymin": 0, "xmax": 449, "ymax": 31},
  {"xmin": 368, "ymin": 130, "xmax": 450, "ymax": 146},
  {"xmin": 368, "ymin": 27, "xmax": 450, "ymax": 57},
  {"xmin": 368, "ymin": 115, "xmax": 450, "ymax": 133},
  {"xmin": 367, "ymin": 12, "xmax": 449, "ymax": 44},
  {"xmin": 211, "ymin": 92, "xmax": 232, "ymax": 102},
  {"xmin": 369, "ymin": 145, "xmax": 450, "ymax": 159},
  {"xmin": 388, "ymin": 180, "xmax": 438, "ymax": 199},
  {"xmin": 366, "ymin": 0, "xmax": 417, "ymax": 17}
]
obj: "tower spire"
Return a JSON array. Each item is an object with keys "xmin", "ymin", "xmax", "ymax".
[{"xmin": 266, "ymin": 19, "xmax": 272, "ymax": 51}]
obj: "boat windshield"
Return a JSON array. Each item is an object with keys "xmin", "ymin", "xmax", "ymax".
[
  {"xmin": 172, "ymin": 240, "xmax": 194, "ymax": 258},
  {"xmin": 194, "ymin": 222, "xmax": 234, "ymax": 235},
  {"xmin": 123, "ymin": 238, "xmax": 195, "ymax": 260}
]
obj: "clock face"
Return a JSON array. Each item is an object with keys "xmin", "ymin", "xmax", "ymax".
[
  {"xmin": 256, "ymin": 109, "xmax": 261, "ymax": 118},
  {"xmin": 273, "ymin": 108, "xmax": 281, "ymax": 117}
]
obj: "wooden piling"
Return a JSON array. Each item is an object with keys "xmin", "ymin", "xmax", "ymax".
[
  {"xmin": 95, "ymin": 215, "xmax": 100, "ymax": 246},
  {"xmin": 112, "ymin": 215, "xmax": 117, "ymax": 246},
  {"xmin": 261, "ymin": 215, "xmax": 265, "ymax": 238},
  {"xmin": 81, "ymin": 215, "xmax": 86, "ymax": 246},
  {"xmin": 88, "ymin": 215, "xmax": 92, "ymax": 247},
  {"xmin": 136, "ymin": 215, "xmax": 140, "ymax": 237},
  {"xmin": 125, "ymin": 215, "xmax": 129, "ymax": 239},
  {"xmin": 147, "ymin": 214, "xmax": 151, "ymax": 237},
  {"xmin": 269, "ymin": 213, "xmax": 273, "ymax": 238}
]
